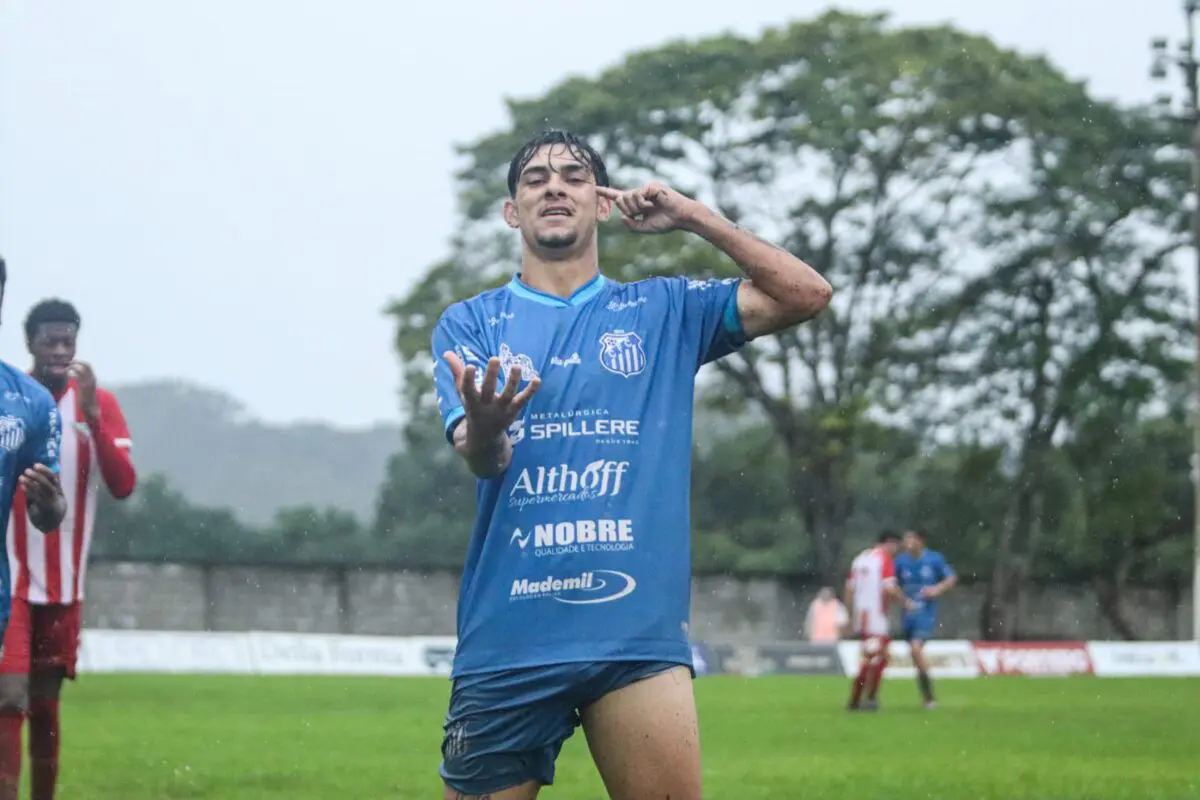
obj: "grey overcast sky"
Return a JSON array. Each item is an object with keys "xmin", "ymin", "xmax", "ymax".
[{"xmin": 0, "ymin": 1, "xmax": 1185, "ymax": 427}]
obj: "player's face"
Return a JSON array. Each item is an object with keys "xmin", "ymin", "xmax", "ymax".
[
  {"xmin": 503, "ymin": 144, "xmax": 612, "ymax": 255},
  {"xmin": 904, "ymin": 532, "xmax": 923, "ymax": 554},
  {"xmin": 29, "ymin": 322, "xmax": 77, "ymax": 384}
]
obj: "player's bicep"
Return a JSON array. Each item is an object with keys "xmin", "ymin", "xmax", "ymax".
[
  {"xmin": 737, "ymin": 278, "xmax": 828, "ymax": 340},
  {"xmin": 100, "ymin": 391, "xmax": 134, "ymax": 450}
]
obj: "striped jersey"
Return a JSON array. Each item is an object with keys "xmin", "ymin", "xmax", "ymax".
[{"xmin": 8, "ymin": 380, "xmax": 135, "ymax": 605}]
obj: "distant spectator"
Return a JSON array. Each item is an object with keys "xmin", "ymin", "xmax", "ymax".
[{"xmin": 805, "ymin": 586, "xmax": 848, "ymax": 643}]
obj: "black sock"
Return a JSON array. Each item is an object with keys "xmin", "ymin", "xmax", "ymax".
[{"xmin": 917, "ymin": 670, "xmax": 934, "ymax": 702}]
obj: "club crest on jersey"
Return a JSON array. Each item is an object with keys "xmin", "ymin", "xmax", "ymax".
[
  {"xmin": 498, "ymin": 343, "xmax": 539, "ymax": 382},
  {"xmin": 598, "ymin": 330, "xmax": 646, "ymax": 378},
  {"xmin": 0, "ymin": 416, "xmax": 25, "ymax": 453}
]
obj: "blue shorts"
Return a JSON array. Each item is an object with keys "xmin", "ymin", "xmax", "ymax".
[
  {"xmin": 439, "ymin": 659, "xmax": 684, "ymax": 795},
  {"xmin": 903, "ymin": 611, "xmax": 936, "ymax": 642}
]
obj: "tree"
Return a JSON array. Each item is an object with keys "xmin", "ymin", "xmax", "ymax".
[
  {"xmin": 909, "ymin": 101, "xmax": 1191, "ymax": 637},
  {"xmin": 1059, "ymin": 401, "xmax": 1193, "ymax": 639},
  {"xmin": 386, "ymin": 11, "xmax": 1122, "ymax": 586}
]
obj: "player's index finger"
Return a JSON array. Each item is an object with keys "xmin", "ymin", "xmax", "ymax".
[{"xmin": 594, "ymin": 185, "xmax": 622, "ymax": 200}]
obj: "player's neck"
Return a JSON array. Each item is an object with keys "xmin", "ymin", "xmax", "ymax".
[
  {"xmin": 519, "ymin": 250, "xmax": 600, "ymax": 300},
  {"xmin": 32, "ymin": 367, "xmax": 67, "ymax": 398}
]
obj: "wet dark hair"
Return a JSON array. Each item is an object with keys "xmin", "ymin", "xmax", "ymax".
[
  {"xmin": 506, "ymin": 129, "xmax": 610, "ymax": 197},
  {"xmin": 24, "ymin": 298, "xmax": 81, "ymax": 343},
  {"xmin": 906, "ymin": 528, "xmax": 927, "ymax": 542},
  {"xmin": 879, "ymin": 530, "xmax": 901, "ymax": 544}
]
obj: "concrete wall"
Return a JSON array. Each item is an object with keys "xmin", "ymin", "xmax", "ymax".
[{"xmin": 83, "ymin": 562, "xmax": 1195, "ymax": 641}]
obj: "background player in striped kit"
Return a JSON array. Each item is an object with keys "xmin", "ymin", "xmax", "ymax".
[
  {"xmin": 0, "ymin": 262, "xmax": 68, "ymax": 800},
  {"xmin": 0, "ymin": 299, "xmax": 136, "ymax": 800},
  {"xmin": 845, "ymin": 532, "xmax": 913, "ymax": 711}
]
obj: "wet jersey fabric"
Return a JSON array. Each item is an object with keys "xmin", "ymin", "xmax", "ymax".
[
  {"xmin": 432, "ymin": 273, "xmax": 744, "ymax": 678},
  {"xmin": 0, "ymin": 362, "xmax": 62, "ymax": 634},
  {"xmin": 895, "ymin": 550, "xmax": 954, "ymax": 616}
]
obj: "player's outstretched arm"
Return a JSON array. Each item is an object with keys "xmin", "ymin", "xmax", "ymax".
[
  {"xmin": 443, "ymin": 351, "xmax": 540, "ymax": 479},
  {"xmin": 596, "ymin": 183, "xmax": 833, "ymax": 339}
]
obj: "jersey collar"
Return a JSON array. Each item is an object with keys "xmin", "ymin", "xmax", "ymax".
[{"xmin": 507, "ymin": 272, "xmax": 606, "ymax": 308}]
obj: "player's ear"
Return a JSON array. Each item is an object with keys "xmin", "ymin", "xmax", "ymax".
[
  {"xmin": 596, "ymin": 190, "xmax": 613, "ymax": 222},
  {"xmin": 502, "ymin": 199, "xmax": 521, "ymax": 230}
]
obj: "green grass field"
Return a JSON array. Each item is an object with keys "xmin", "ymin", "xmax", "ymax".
[{"xmin": 38, "ymin": 675, "xmax": 1198, "ymax": 799}]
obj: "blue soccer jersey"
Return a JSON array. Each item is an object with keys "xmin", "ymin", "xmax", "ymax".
[
  {"xmin": 0, "ymin": 362, "xmax": 62, "ymax": 631},
  {"xmin": 895, "ymin": 549, "xmax": 954, "ymax": 615},
  {"xmin": 432, "ymin": 272, "xmax": 744, "ymax": 677}
]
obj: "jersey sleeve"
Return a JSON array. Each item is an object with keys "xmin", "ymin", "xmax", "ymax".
[
  {"xmin": 677, "ymin": 277, "xmax": 747, "ymax": 368},
  {"xmin": 19, "ymin": 390, "xmax": 61, "ymax": 474},
  {"xmin": 431, "ymin": 306, "xmax": 490, "ymax": 442},
  {"xmin": 881, "ymin": 553, "xmax": 896, "ymax": 584},
  {"xmin": 90, "ymin": 389, "xmax": 138, "ymax": 499}
]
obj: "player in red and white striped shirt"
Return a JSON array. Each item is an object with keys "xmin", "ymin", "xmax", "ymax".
[
  {"xmin": 0, "ymin": 300, "xmax": 135, "ymax": 800},
  {"xmin": 844, "ymin": 531, "xmax": 912, "ymax": 712}
]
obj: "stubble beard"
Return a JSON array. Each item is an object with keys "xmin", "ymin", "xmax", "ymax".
[{"xmin": 534, "ymin": 230, "xmax": 579, "ymax": 250}]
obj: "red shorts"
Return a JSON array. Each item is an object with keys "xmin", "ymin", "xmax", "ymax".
[{"xmin": 0, "ymin": 599, "xmax": 82, "ymax": 679}]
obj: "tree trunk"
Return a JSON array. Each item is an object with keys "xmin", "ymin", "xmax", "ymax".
[
  {"xmin": 789, "ymin": 443, "xmax": 854, "ymax": 588},
  {"xmin": 981, "ymin": 480, "xmax": 1035, "ymax": 640},
  {"xmin": 1095, "ymin": 556, "xmax": 1139, "ymax": 641}
]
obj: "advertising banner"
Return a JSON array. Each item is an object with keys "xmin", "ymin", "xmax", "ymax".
[
  {"xmin": 836, "ymin": 640, "xmax": 978, "ymax": 679},
  {"xmin": 974, "ymin": 641, "xmax": 1093, "ymax": 676},
  {"xmin": 701, "ymin": 642, "xmax": 843, "ymax": 676},
  {"xmin": 80, "ymin": 630, "xmax": 254, "ymax": 674},
  {"xmin": 1087, "ymin": 642, "xmax": 1200, "ymax": 677}
]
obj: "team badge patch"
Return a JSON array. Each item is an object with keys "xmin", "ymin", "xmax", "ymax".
[
  {"xmin": 598, "ymin": 330, "xmax": 646, "ymax": 378},
  {"xmin": 498, "ymin": 343, "xmax": 539, "ymax": 382},
  {"xmin": 0, "ymin": 415, "xmax": 26, "ymax": 453}
]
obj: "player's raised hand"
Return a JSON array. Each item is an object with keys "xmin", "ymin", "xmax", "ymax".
[
  {"xmin": 19, "ymin": 464, "xmax": 66, "ymax": 532},
  {"xmin": 443, "ymin": 350, "xmax": 540, "ymax": 439},
  {"xmin": 68, "ymin": 361, "xmax": 100, "ymax": 418},
  {"xmin": 596, "ymin": 182, "xmax": 702, "ymax": 234}
]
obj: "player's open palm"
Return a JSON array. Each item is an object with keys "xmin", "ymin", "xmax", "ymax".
[
  {"xmin": 597, "ymin": 182, "xmax": 699, "ymax": 234},
  {"xmin": 443, "ymin": 351, "xmax": 540, "ymax": 440}
]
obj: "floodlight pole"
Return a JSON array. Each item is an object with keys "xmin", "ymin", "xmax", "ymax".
[{"xmin": 1151, "ymin": 1, "xmax": 1200, "ymax": 642}]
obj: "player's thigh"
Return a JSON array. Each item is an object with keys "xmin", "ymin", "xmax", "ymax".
[
  {"xmin": 580, "ymin": 664, "xmax": 701, "ymax": 800},
  {"xmin": 0, "ymin": 601, "xmax": 32, "ymax": 714},
  {"xmin": 440, "ymin": 669, "xmax": 577, "ymax": 798},
  {"xmin": 30, "ymin": 602, "xmax": 81, "ymax": 694},
  {"xmin": 861, "ymin": 634, "xmax": 889, "ymax": 666}
]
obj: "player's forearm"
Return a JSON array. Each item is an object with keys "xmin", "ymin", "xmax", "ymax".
[
  {"xmin": 682, "ymin": 205, "xmax": 832, "ymax": 323},
  {"xmin": 453, "ymin": 419, "xmax": 512, "ymax": 479},
  {"xmin": 28, "ymin": 491, "xmax": 66, "ymax": 533},
  {"xmin": 86, "ymin": 417, "xmax": 137, "ymax": 499},
  {"xmin": 935, "ymin": 576, "xmax": 957, "ymax": 595}
]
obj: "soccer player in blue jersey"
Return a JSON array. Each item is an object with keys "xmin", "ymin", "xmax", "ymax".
[
  {"xmin": 431, "ymin": 130, "xmax": 832, "ymax": 800},
  {"xmin": 0, "ymin": 258, "xmax": 66, "ymax": 800},
  {"xmin": 895, "ymin": 529, "xmax": 957, "ymax": 710}
]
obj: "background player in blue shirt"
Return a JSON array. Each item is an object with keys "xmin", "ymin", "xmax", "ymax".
[
  {"xmin": 895, "ymin": 529, "xmax": 957, "ymax": 710},
  {"xmin": 0, "ymin": 259, "xmax": 67, "ymax": 644},
  {"xmin": 431, "ymin": 130, "xmax": 832, "ymax": 800}
]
